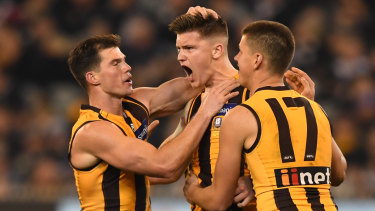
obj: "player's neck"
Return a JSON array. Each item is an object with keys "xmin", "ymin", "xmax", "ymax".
[
  {"xmin": 88, "ymin": 90, "xmax": 124, "ymax": 116},
  {"xmin": 205, "ymin": 58, "xmax": 238, "ymax": 90},
  {"xmin": 249, "ymin": 72, "xmax": 284, "ymax": 95}
]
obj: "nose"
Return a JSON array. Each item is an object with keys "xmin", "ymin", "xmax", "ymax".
[
  {"xmin": 234, "ymin": 53, "xmax": 239, "ymax": 62},
  {"xmin": 177, "ymin": 50, "xmax": 186, "ymax": 62},
  {"xmin": 123, "ymin": 62, "xmax": 131, "ymax": 73}
]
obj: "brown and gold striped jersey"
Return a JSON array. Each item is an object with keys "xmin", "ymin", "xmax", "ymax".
[
  {"xmin": 241, "ymin": 86, "xmax": 337, "ymax": 211},
  {"xmin": 187, "ymin": 85, "xmax": 252, "ymax": 211},
  {"xmin": 68, "ymin": 97, "xmax": 151, "ymax": 211}
]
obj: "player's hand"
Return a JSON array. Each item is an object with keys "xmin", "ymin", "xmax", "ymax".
[
  {"xmin": 186, "ymin": 6, "xmax": 219, "ymax": 19},
  {"xmin": 234, "ymin": 176, "xmax": 255, "ymax": 207},
  {"xmin": 147, "ymin": 120, "xmax": 159, "ymax": 137},
  {"xmin": 199, "ymin": 79, "xmax": 239, "ymax": 117},
  {"xmin": 284, "ymin": 67, "xmax": 315, "ymax": 100},
  {"xmin": 183, "ymin": 172, "xmax": 200, "ymax": 204}
]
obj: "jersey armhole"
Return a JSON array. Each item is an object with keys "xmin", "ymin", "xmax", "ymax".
[
  {"xmin": 68, "ymin": 120, "xmax": 104, "ymax": 171},
  {"xmin": 239, "ymin": 104, "xmax": 261, "ymax": 154},
  {"xmin": 68, "ymin": 118, "xmax": 128, "ymax": 171}
]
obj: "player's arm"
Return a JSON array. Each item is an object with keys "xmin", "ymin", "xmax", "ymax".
[
  {"xmin": 130, "ymin": 77, "xmax": 202, "ymax": 119},
  {"xmin": 184, "ymin": 105, "xmax": 258, "ymax": 210},
  {"xmin": 149, "ymin": 99, "xmax": 195, "ymax": 184},
  {"xmin": 72, "ymin": 80, "xmax": 238, "ymax": 178},
  {"xmin": 284, "ymin": 67, "xmax": 315, "ymax": 100},
  {"xmin": 148, "ymin": 117, "xmax": 188, "ymax": 184},
  {"xmin": 330, "ymin": 138, "xmax": 347, "ymax": 186}
]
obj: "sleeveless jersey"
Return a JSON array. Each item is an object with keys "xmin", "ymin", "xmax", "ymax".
[
  {"xmin": 187, "ymin": 86, "xmax": 251, "ymax": 211},
  {"xmin": 68, "ymin": 96, "xmax": 151, "ymax": 211},
  {"xmin": 241, "ymin": 86, "xmax": 337, "ymax": 211}
]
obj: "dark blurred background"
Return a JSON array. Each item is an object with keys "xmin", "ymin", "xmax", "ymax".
[{"xmin": 0, "ymin": 0, "xmax": 375, "ymax": 210}]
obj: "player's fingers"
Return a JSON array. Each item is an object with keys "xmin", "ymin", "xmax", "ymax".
[
  {"xmin": 186, "ymin": 6, "xmax": 200, "ymax": 15},
  {"xmin": 299, "ymin": 77, "xmax": 309, "ymax": 90},
  {"xmin": 206, "ymin": 8, "xmax": 219, "ymax": 19},
  {"xmin": 200, "ymin": 7, "xmax": 209, "ymax": 18},
  {"xmin": 234, "ymin": 185, "xmax": 242, "ymax": 195},
  {"xmin": 291, "ymin": 67, "xmax": 315, "ymax": 88},
  {"xmin": 285, "ymin": 77, "xmax": 299, "ymax": 91},
  {"xmin": 233, "ymin": 191, "xmax": 247, "ymax": 203},
  {"xmin": 147, "ymin": 120, "xmax": 159, "ymax": 135},
  {"xmin": 236, "ymin": 196, "xmax": 252, "ymax": 208},
  {"xmin": 290, "ymin": 67, "xmax": 308, "ymax": 78},
  {"xmin": 217, "ymin": 79, "xmax": 240, "ymax": 95},
  {"xmin": 284, "ymin": 70, "xmax": 297, "ymax": 82},
  {"xmin": 223, "ymin": 91, "xmax": 239, "ymax": 102},
  {"xmin": 300, "ymin": 77, "xmax": 315, "ymax": 100}
]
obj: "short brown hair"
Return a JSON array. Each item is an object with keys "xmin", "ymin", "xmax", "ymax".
[
  {"xmin": 242, "ymin": 20, "xmax": 295, "ymax": 75},
  {"xmin": 67, "ymin": 34, "xmax": 121, "ymax": 90},
  {"xmin": 169, "ymin": 13, "xmax": 228, "ymax": 38}
]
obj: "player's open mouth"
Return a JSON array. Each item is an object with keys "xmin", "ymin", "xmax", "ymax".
[{"xmin": 182, "ymin": 65, "xmax": 193, "ymax": 77}]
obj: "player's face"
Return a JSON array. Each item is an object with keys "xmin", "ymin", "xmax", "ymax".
[
  {"xmin": 234, "ymin": 35, "xmax": 253, "ymax": 88},
  {"xmin": 176, "ymin": 31, "xmax": 215, "ymax": 88},
  {"xmin": 96, "ymin": 47, "xmax": 133, "ymax": 97}
]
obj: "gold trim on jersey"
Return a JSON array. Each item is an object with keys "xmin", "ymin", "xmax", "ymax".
[{"xmin": 68, "ymin": 99, "xmax": 151, "ymax": 211}]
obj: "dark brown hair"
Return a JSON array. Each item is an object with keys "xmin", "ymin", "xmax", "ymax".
[
  {"xmin": 169, "ymin": 13, "xmax": 228, "ymax": 38},
  {"xmin": 67, "ymin": 34, "xmax": 121, "ymax": 90},
  {"xmin": 242, "ymin": 20, "xmax": 295, "ymax": 75}
]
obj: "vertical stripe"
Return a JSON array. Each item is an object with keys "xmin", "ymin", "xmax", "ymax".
[
  {"xmin": 187, "ymin": 95, "xmax": 201, "ymax": 123},
  {"xmin": 299, "ymin": 98, "xmax": 318, "ymax": 161},
  {"xmin": 243, "ymin": 88, "xmax": 250, "ymax": 101},
  {"xmin": 273, "ymin": 189, "xmax": 298, "ymax": 211},
  {"xmin": 198, "ymin": 127, "xmax": 213, "ymax": 187},
  {"xmin": 266, "ymin": 98, "xmax": 295, "ymax": 163},
  {"xmin": 305, "ymin": 188, "xmax": 325, "ymax": 211},
  {"xmin": 102, "ymin": 165, "xmax": 120, "ymax": 211},
  {"xmin": 134, "ymin": 174, "xmax": 146, "ymax": 211},
  {"xmin": 283, "ymin": 97, "xmax": 318, "ymax": 161}
]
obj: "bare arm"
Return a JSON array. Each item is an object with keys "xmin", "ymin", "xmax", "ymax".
[
  {"xmin": 330, "ymin": 138, "xmax": 347, "ymax": 186},
  {"xmin": 184, "ymin": 106, "xmax": 258, "ymax": 210},
  {"xmin": 130, "ymin": 77, "xmax": 202, "ymax": 119},
  {"xmin": 149, "ymin": 116, "xmax": 189, "ymax": 184},
  {"xmin": 71, "ymin": 80, "xmax": 238, "ymax": 178}
]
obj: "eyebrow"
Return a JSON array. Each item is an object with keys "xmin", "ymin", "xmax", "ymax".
[{"xmin": 110, "ymin": 56, "xmax": 126, "ymax": 64}]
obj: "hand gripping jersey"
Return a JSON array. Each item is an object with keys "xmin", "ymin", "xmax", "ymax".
[
  {"xmin": 68, "ymin": 97, "xmax": 151, "ymax": 211},
  {"xmin": 187, "ymin": 86, "xmax": 252, "ymax": 211},
  {"xmin": 241, "ymin": 86, "xmax": 337, "ymax": 211}
]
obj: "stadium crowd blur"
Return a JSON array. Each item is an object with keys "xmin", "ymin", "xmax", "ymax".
[{"xmin": 0, "ymin": 0, "xmax": 375, "ymax": 207}]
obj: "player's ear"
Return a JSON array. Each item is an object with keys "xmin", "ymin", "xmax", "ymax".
[
  {"xmin": 254, "ymin": 53, "xmax": 263, "ymax": 70},
  {"xmin": 86, "ymin": 71, "xmax": 100, "ymax": 85},
  {"xmin": 212, "ymin": 43, "xmax": 224, "ymax": 59}
]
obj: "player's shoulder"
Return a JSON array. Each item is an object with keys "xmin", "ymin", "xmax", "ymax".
[
  {"xmin": 76, "ymin": 120, "xmax": 122, "ymax": 142},
  {"xmin": 225, "ymin": 104, "xmax": 255, "ymax": 124}
]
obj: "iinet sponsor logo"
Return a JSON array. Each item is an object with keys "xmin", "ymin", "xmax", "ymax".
[{"xmin": 274, "ymin": 166, "xmax": 330, "ymax": 188}]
